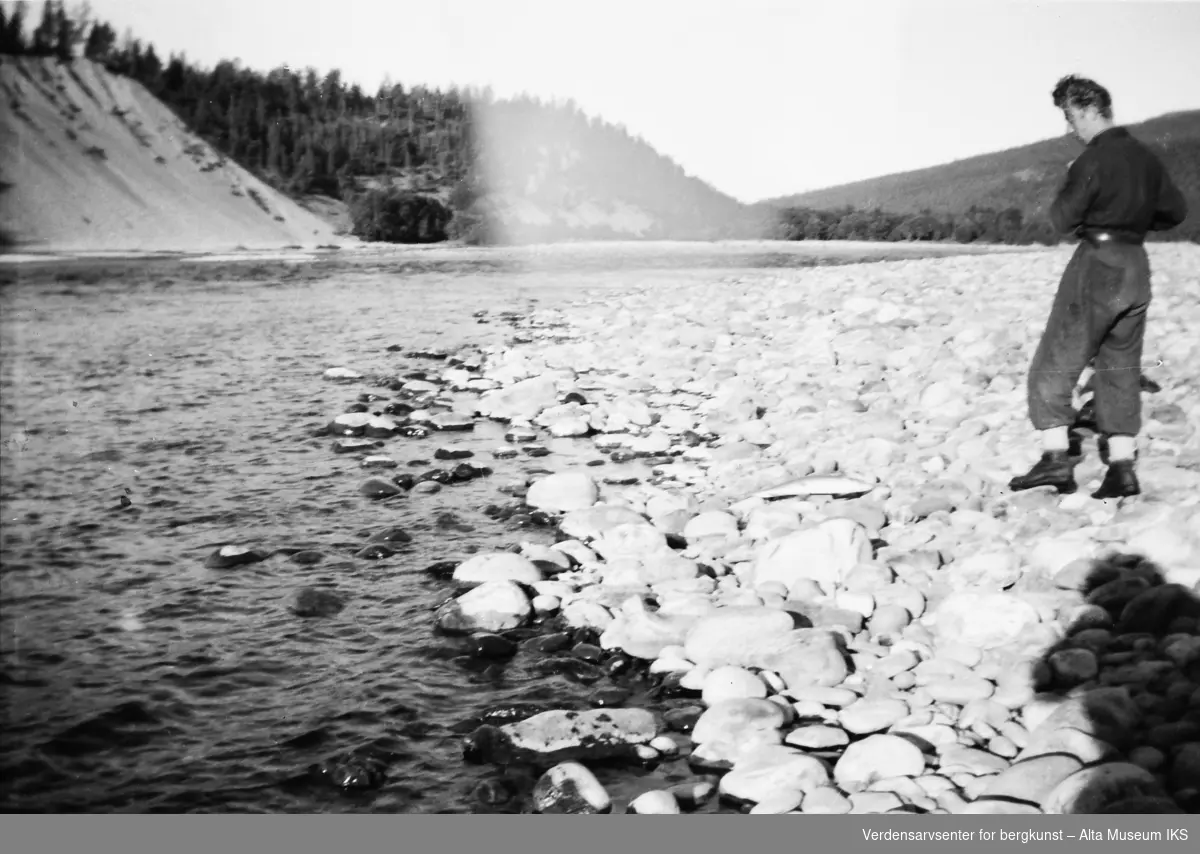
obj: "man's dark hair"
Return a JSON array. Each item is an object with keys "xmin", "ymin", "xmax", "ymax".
[{"xmin": 1052, "ymin": 75, "xmax": 1113, "ymax": 119}]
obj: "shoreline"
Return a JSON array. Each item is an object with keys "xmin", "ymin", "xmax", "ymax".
[{"xmin": 407, "ymin": 242, "xmax": 1200, "ymax": 814}]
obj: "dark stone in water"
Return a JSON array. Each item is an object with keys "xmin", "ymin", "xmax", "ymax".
[
  {"xmin": 425, "ymin": 560, "xmax": 459, "ymax": 579},
  {"xmin": 483, "ymin": 504, "xmax": 517, "ymax": 521},
  {"xmin": 357, "ymin": 393, "xmax": 388, "ymax": 403},
  {"xmin": 367, "ymin": 526, "xmax": 412, "ymax": 545},
  {"xmin": 435, "ymin": 447, "xmax": 474, "ymax": 460},
  {"xmin": 290, "ymin": 587, "xmax": 346, "ymax": 617},
  {"xmin": 354, "ymin": 544, "xmax": 395, "ymax": 560},
  {"xmin": 406, "ymin": 349, "xmax": 450, "ymax": 360},
  {"xmin": 290, "ymin": 550, "xmax": 325, "ymax": 566},
  {"xmin": 454, "ymin": 654, "xmax": 499, "ymax": 674},
  {"xmin": 651, "ymin": 673, "xmax": 701, "ymax": 701},
  {"xmin": 570, "ymin": 627, "xmax": 603, "ymax": 647},
  {"xmin": 521, "ymin": 632, "xmax": 573, "ymax": 655},
  {"xmin": 383, "ymin": 402, "xmax": 414, "ymax": 417},
  {"xmin": 588, "ymin": 686, "xmax": 630, "ymax": 708},
  {"xmin": 534, "ymin": 657, "xmax": 605, "ymax": 685},
  {"xmin": 400, "ymin": 425, "xmax": 430, "ymax": 439},
  {"xmin": 585, "ymin": 459, "xmax": 606, "ymax": 467},
  {"xmin": 391, "ymin": 473, "xmax": 416, "ymax": 491},
  {"xmin": 610, "ymin": 450, "xmax": 638, "ymax": 464},
  {"xmin": 604, "ymin": 653, "xmax": 636, "ymax": 680},
  {"xmin": 523, "ymin": 446, "xmax": 551, "ymax": 458},
  {"xmin": 332, "ymin": 438, "xmax": 381, "ymax": 454},
  {"xmin": 204, "ymin": 546, "xmax": 269, "ymax": 569},
  {"xmin": 663, "ymin": 705, "xmax": 704, "ymax": 733},
  {"xmin": 528, "ymin": 510, "xmax": 555, "ymax": 527},
  {"xmin": 363, "ymin": 422, "xmax": 397, "ymax": 439},
  {"xmin": 562, "ymin": 392, "xmax": 588, "ymax": 405},
  {"xmin": 571, "ymin": 643, "xmax": 604, "ymax": 663},
  {"xmin": 419, "ymin": 468, "xmax": 455, "ymax": 484},
  {"xmin": 360, "ymin": 478, "xmax": 403, "ymax": 499},
  {"xmin": 474, "ymin": 777, "xmax": 517, "ymax": 806},
  {"xmin": 469, "ymin": 633, "xmax": 518, "ymax": 659},
  {"xmin": 310, "ymin": 751, "xmax": 389, "ymax": 790},
  {"xmin": 435, "ymin": 511, "xmax": 473, "ymax": 533},
  {"xmin": 452, "ymin": 462, "xmax": 492, "ymax": 482},
  {"xmin": 603, "ymin": 474, "xmax": 640, "ymax": 486},
  {"xmin": 681, "ymin": 431, "xmax": 706, "ymax": 447},
  {"xmin": 345, "ymin": 402, "xmax": 370, "ymax": 413}
]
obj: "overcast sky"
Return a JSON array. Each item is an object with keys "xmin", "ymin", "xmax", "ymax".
[{"xmin": 75, "ymin": 0, "xmax": 1200, "ymax": 202}]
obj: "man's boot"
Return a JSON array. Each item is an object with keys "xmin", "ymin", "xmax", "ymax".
[
  {"xmin": 1092, "ymin": 459, "xmax": 1140, "ymax": 499},
  {"xmin": 1009, "ymin": 450, "xmax": 1077, "ymax": 494}
]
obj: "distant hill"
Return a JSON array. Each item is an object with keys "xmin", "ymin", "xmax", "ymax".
[
  {"xmin": 762, "ymin": 111, "xmax": 1200, "ymax": 241},
  {"xmin": 0, "ymin": 56, "xmax": 344, "ymax": 252}
]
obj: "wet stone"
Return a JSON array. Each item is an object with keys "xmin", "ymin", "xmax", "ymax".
[
  {"xmin": 289, "ymin": 587, "xmax": 346, "ymax": 618},
  {"xmin": 589, "ymin": 686, "xmax": 630, "ymax": 708},
  {"xmin": 354, "ymin": 544, "xmax": 395, "ymax": 560},
  {"xmin": 435, "ymin": 447, "xmax": 474, "ymax": 460},
  {"xmin": 205, "ymin": 545, "xmax": 269, "ymax": 569},
  {"xmin": 469, "ymin": 633, "xmax": 518, "ymax": 659}
]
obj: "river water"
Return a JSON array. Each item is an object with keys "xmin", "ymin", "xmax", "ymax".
[{"xmin": 0, "ymin": 244, "xmax": 1014, "ymax": 814}]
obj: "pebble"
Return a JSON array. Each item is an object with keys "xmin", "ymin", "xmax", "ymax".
[
  {"xmin": 628, "ymin": 790, "xmax": 681, "ymax": 814},
  {"xmin": 532, "ymin": 762, "xmax": 612, "ymax": 814}
]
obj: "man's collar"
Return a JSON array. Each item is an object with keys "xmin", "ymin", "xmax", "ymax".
[{"xmin": 1088, "ymin": 125, "xmax": 1127, "ymax": 146}]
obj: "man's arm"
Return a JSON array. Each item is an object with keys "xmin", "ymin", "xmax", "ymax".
[
  {"xmin": 1049, "ymin": 155, "xmax": 1098, "ymax": 234},
  {"xmin": 1151, "ymin": 168, "xmax": 1189, "ymax": 231}
]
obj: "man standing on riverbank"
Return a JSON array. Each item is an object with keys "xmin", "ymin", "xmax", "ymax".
[{"xmin": 1009, "ymin": 74, "xmax": 1188, "ymax": 499}]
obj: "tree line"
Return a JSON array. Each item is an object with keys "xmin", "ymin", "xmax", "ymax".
[{"xmin": 770, "ymin": 204, "xmax": 1061, "ymax": 245}]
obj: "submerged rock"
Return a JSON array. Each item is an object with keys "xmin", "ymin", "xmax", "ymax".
[{"xmin": 463, "ymin": 708, "xmax": 658, "ymax": 766}]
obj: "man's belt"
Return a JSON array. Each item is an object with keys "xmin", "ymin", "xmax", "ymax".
[{"xmin": 1078, "ymin": 228, "xmax": 1144, "ymax": 246}]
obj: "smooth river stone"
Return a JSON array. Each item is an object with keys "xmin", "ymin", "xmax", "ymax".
[
  {"xmin": 683, "ymin": 607, "xmax": 797, "ymax": 665},
  {"xmin": 488, "ymin": 708, "xmax": 658, "ymax": 765},
  {"xmin": 802, "ymin": 786, "xmax": 853, "ymax": 814},
  {"xmin": 933, "ymin": 591, "xmax": 1042, "ymax": 649},
  {"xmin": 691, "ymin": 698, "xmax": 787, "ymax": 757},
  {"xmin": 749, "ymin": 518, "xmax": 874, "ymax": 595},
  {"xmin": 435, "ymin": 580, "xmax": 531, "ymax": 634},
  {"xmin": 719, "ymin": 745, "xmax": 832, "ymax": 805},
  {"xmin": 835, "ymin": 734, "xmax": 926, "ymax": 792},
  {"xmin": 1041, "ymin": 762, "xmax": 1168, "ymax": 814},
  {"xmin": 979, "ymin": 754, "xmax": 1084, "ymax": 804},
  {"xmin": 839, "ymin": 699, "xmax": 910, "ymax": 735},
  {"xmin": 628, "ymin": 790, "xmax": 681, "ymax": 814},
  {"xmin": 559, "ymin": 504, "xmax": 652, "ymax": 541},
  {"xmin": 1020, "ymin": 687, "xmax": 1141, "ymax": 753},
  {"xmin": 923, "ymin": 675, "xmax": 995, "ymax": 704},
  {"xmin": 532, "ymin": 762, "xmax": 612, "ymax": 814},
  {"xmin": 526, "ymin": 471, "xmax": 599, "ymax": 512},
  {"xmin": 452, "ymin": 552, "xmax": 544, "ymax": 586},
  {"xmin": 702, "ymin": 666, "xmax": 768, "ymax": 705},
  {"xmin": 785, "ymin": 725, "xmax": 850, "ymax": 750}
]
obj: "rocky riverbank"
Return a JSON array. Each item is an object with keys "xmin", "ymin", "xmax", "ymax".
[{"xmin": 334, "ymin": 243, "xmax": 1200, "ymax": 814}]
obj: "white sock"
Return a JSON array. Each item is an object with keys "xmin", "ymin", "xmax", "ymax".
[
  {"xmin": 1108, "ymin": 435, "xmax": 1136, "ymax": 461},
  {"xmin": 1040, "ymin": 426, "xmax": 1069, "ymax": 451}
]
